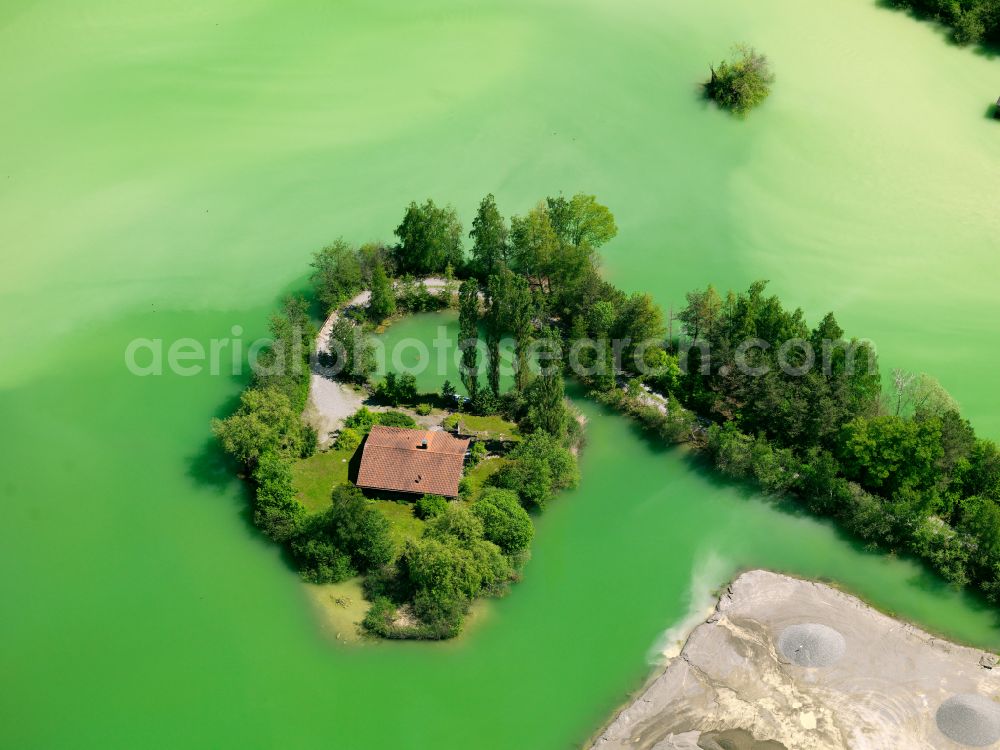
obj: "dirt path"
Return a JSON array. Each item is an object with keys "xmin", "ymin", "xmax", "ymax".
[{"xmin": 306, "ymin": 278, "xmax": 451, "ymax": 446}]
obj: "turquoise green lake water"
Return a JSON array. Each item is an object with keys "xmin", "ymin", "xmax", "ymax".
[{"xmin": 2, "ymin": 1, "xmax": 999, "ymax": 747}]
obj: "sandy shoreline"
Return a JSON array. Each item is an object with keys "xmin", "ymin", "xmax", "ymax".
[{"xmin": 587, "ymin": 569, "xmax": 1000, "ymax": 749}]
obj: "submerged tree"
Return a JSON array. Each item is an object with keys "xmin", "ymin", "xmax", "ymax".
[{"xmin": 704, "ymin": 45, "xmax": 774, "ymax": 116}]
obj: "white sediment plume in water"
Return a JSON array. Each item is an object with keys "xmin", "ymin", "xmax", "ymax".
[
  {"xmin": 936, "ymin": 694, "xmax": 1000, "ymax": 747},
  {"xmin": 648, "ymin": 552, "xmax": 730, "ymax": 663},
  {"xmin": 777, "ymin": 623, "xmax": 846, "ymax": 668}
]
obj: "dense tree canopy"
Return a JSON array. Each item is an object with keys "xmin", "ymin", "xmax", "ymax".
[
  {"xmin": 888, "ymin": 0, "xmax": 1000, "ymax": 45},
  {"xmin": 396, "ymin": 504, "xmax": 512, "ymax": 632},
  {"xmin": 328, "ymin": 316, "xmax": 375, "ymax": 384},
  {"xmin": 393, "ymin": 199, "xmax": 464, "ymax": 275},
  {"xmin": 311, "ymin": 239, "xmax": 363, "ymax": 313},
  {"xmin": 292, "ymin": 484, "xmax": 394, "ymax": 584},
  {"xmin": 212, "ymin": 386, "xmax": 306, "ymax": 466},
  {"xmin": 493, "ymin": 431, "xmax": 578, "ymax": 508},
  {"xmin": 473, "ymin": 488, "xmax": 534, "ymax": 555}
]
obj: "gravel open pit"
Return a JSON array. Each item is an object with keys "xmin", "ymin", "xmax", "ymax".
[
  {"xmin": 777, "ymin": 623, "xmax": 846, "ymax": 668},
  {"xmin": 935, "ymin": 693, "xmax": 1000, "ymax": 747},
  {"xmin": 588, "ymin": 571, "xmax": 1000, "ymax": 749}
]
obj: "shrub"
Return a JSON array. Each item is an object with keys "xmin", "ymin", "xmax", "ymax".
[
  {"xmin": 291, "ymin": 535, "xmax": 355, "ymax": 583},
  {"xmin": 471, "ymin": 388, "xmax": 499, "ymax": 416},
  {"xmin": 415, "ymin": 494, "xmax": 449, "ymax": 520},
  {"xmin": 492, "ymin": 431, "xmax": 578, "ymax": 508},
  {"xmin": 377, "ymin": 411, "xmax": 417, "ymax": 428},
  {"xmin": 334, "ymin": 427, "xmax": 362, "ymax": 452},
  {"xmin": 704, "ymin": 44, "xmax": 774, "ymax": 116},
  {"xmin": 473, "ymin": 488, "xmax": 534, "ymax": 555},
  {"xmin": 468, "ymin": 441, "xmax": 487, "ymax": 465},
  {"xmin": 458, "ymin": 477, "xmax": 473, "ymax": 501},
  {"xmin": 254, "ymin": 504, "xmax": 304, "ymax": 544},
  {"xmin": 416, "ymin": 403, "xmax": 432, "ymax": 416},
  {"xmin": 300, "ymin": 424, "xmax": 318, "ymax": 458},
  {"xmin": 328, "ymin": 316, "xmax": 376, "ymax": 384},
  {"xmin": 326, "ymin": 484, "xmax": 394, "ymax": 571},
  {"xmin": 212, "ymin": 386, "xmax": 304, "ymax": 466},
  {"xmin": 344, "ymin": 407, "xmax": 378, "ymax": 434},
  {"xmin": 292, "ymin": 484, "xmax": 394, "ymax": 582},
  {"xmin": 396, "ymin": 275, "xmax": 447, "ymax": 312},
  {"xmin": 375, "ymin": 372, "xmax": 419, "ymax": 406}
]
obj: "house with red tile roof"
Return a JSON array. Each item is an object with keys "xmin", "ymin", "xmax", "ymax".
[{"xmin": 356, "ymin": 425, "xmax": 470, "ymax": 498}]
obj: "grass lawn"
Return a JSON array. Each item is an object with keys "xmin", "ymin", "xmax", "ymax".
[
  {"xmin": 292, "ymin": 446, "xmax": 426, "ymax": 551},
  {"xmin": 447, "ymin": 413, "xmax": 520, "ymax": 440},
  {"xmin": 463, "ymin": 457, "xmax": 505, "ymax": 500},
  {"xmin": 372, "ymin": 500, "xmax": 426, "ymax": 551},
  {"xmin": 292, "ymin": 446, "xmax": 356, "ymax": 513}
]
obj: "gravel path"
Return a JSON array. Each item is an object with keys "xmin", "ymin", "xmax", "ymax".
[{"xmin": 306, "ymin": 278, "xmax": 450, "ymax": 446}]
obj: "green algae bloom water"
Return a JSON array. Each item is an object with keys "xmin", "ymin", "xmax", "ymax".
[{"xmin": 2, "ymin": 1, "xmax": 999, "ymax": 748}]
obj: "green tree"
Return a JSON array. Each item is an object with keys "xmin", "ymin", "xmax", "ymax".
[
  {"xmin": 493, "ymin": 431, "xmax": 578, "ymax": 508},
  {"xmin": 325, "ymin": 483, "xmax": 394, "ymax": 571},
  {"xmin": 508, "ymin": 276, "xmax": 535, "ymax": 393},
  {"xmin": 376, "ymin": 371, "xmax": 418, "ymax": 406},
  {"xmin": 358, "ymin": 241, "xmax": 392, "ymax": 285},
  {"xmin": 509, "ymin": 202, "xmax": 559, "ymax": 292},
  {"xmin": 704, "ymin": 45, "xmax": 775, "ymax": 116},
  {"xmin": 522, "ymin": 369, "xmax": 570, "ymax": 440},
  {"xmin": 310, "ymin": 239, "xmax": 362, "ymax": 313},
  {"xmin": 889, "ymin": 370, "xmax": 959, "ymax": 419},
  {"xmin": 837, "ymin": 415, "xmax": 944, "ymax": 497},
  {"xmin": 415, "ymin": 494, "xmax": 449, "ymax": 520},
  {"xmin": 368, "ymin": 261, "xmax": 396, "ymax": 323},
  {"xmin": 547, "ymin": 194, "xmax": 618, "ymax": 248},
  {"xmin": 212, "ymin": 386, "xmax": 304, "ymax": 466},
  {"xmin": 252, "ymin": 297, "xmax": 316, "ymax": 411},
  {"xmin": 393, "ymin": 199, "xmax": 464, "ymax": 275},
  {"xmin": 483, "ymin": 272, "xmax": 508, "ymax": 398},
  {"xmin": 424, "ymin": 503, "xmax": 485, "ymax": 547},
  {"xmin": 469, "ymin": 193, "xmax": 509, "ymax": 281},
  {"xmin": 473, "ymin": 488, "xmax": 534, "ymax": 555},
  {"xmin": 328, "ymin": 317, "xmax": 375, "ymax": 384},
  {"xmin": 677, "ymin": 285, "xmax": 723, "ymax": 343},
  {"xmin": 584, "ymin": 299, "xmax": 616, "ymax": 389},
  {"xmin": 251, "ymin": 451, "xmax": 305, "ymax": 542},
  {"xmin": 290, "ymin": 535, "xmax": 354, "ymax": 583},
  {"xmin": 458, "ymin": 279, "xmax": 481, "ymax": 399}
]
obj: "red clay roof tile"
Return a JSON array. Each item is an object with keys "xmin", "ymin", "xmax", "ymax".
[{"xmin": 356, "ymin": 425, "xmax": 469, "ymax": 498}]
